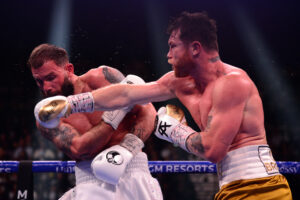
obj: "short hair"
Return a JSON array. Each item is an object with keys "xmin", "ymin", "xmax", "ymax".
[
  {"xmin": 27, "ymin": 43, "xmax": 69, "ymax": 69},
  {"xmin": 167, "ymin": 11, "xmax": 218, "ymax": 51}
]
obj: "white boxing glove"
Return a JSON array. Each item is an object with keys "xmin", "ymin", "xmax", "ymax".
[
  {"xmin": 34, "ymin": 92, "xmax": 94, "ymax": 128},
  {"xmin": 91, "ymin": 133, "xmax": 144, "ymax": 185},
  {"xmin": 154, "ymin": 104, "xmax": 195, "ymax": 152},
  {"xmin": 102, "ymin": 74, "xmax": 145, "ymax": 129}
]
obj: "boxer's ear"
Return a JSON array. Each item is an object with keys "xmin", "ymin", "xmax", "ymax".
[
  {"xmin": 64, "ymin": 63, "xmax": 74, "ymax": 74},
  {"xmin": 190, "ymin": 41, "xmax": 202, "ymax": 56}
]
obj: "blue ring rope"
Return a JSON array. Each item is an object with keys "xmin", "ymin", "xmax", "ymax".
[{"xmin": 0, "ymin": 161, "xmax": 299, "ymax": 174}]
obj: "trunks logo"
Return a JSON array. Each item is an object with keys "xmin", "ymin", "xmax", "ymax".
[
  {"xmin": 258, "ymin": 146, "xmax": 279, "ymax": 175},
  {"xmin": 106, "ymin": 151, "xmax": 124, "ymax": 165},
  {"xmin": 158, "ymin": 121, "xmax": 171, "ymax": 137}
]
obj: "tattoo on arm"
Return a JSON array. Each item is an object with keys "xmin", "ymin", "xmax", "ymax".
[
  {"xmin": 130, "ymin": 127, "xmax": 147, "ymax": 141},
  {"xmin": 39, "ymin": 124, "xmax": 78, "ymax": 155},
  {"xmin": 103, "ymin": 66, "xmax": 124, "ymax": 83},
  {"xmin": 205, "ymin": 115, "xmax": 213, "ymax": 132},
  {"xmin": 187, "ymin": 133, "xmax": 205, "ymax": 155}
]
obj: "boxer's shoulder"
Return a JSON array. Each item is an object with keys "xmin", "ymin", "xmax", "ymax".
[
  {"xmin": 98, "ymin": 65, "xmax": 125, "ymax": 84},
  {"xmin": 80, "ymin": 66, "xmax": 125, "ymax": 89},
  {"xmin": 157, "ymin": 71, "xmax": 176, "ymax": 87}
]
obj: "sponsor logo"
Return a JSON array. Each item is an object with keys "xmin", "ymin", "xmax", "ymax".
[
  {"xmin": 0, "ymin": 168, "xmax": 11, "ymax": 173},
  {"xmin": 106, "ymin": 151, "xmax": 124, "ymax": 165},
  {"xmin": 17, "ymin": 190, "xmax": 27, "ymax": 199},
  {"xmin": 258, "ymin": 146, "xmax": 279, "ymax": 175},
  {"xmin": 149, "ymin": 164, "xmax": 216, "ymax": 173},
  {"xmin": 55, "ymin": 166, "xmax": 75, "ymax": 173},
  {"xmin": 158, "ymin": 121, "xmax": 171, "ymax": 137}
]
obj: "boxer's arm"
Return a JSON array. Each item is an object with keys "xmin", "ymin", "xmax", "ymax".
[
  {"xmin": 84, "ymin": 66, "xmax": 125, "ymax": 89},
  {"xmin": 92, "ymin": 72, "xmax": 176, "ymax": 111},
  {"xmin": 37, "ymin": 120, "xmax": 114, "ymax": 160},
  {"xmin": 129, "ymin": 103, "xmax": 157, "ymax": 142},
  {"xmin": 186, "ymin": 74, "xmax": 251, "ymax": 163}
]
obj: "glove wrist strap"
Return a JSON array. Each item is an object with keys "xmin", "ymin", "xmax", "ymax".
[
  {"xmin": 120, "ymin": 134, "xmax": 144, "ymax": 156},
  {"xmin": 67, "ymin": 92, "xmax": 94, "ymax": 114},
  {"xmin": 171, "ymin": 124, "xmax": 195, "ymax": 153}
]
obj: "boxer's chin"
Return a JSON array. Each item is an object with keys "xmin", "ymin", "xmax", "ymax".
[
  {"xmin": 174, "ymin": 66, "xmax": 189, "ymax": 78},
  {"xmin": 61, "ymin": 78, "xmax": 74, "ymax": 96}
]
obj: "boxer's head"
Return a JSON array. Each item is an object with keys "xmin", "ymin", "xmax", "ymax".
[
  {"xmin": 28, "ymin": 44, "xmax": 74, "ymax": 97},
  {"xmin": 167, "ymin": 11, "xmax": 218, "ymax": 77}
]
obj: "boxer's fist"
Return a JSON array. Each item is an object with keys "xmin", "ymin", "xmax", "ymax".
[
  {"xmin": 34, "ymin": 96, "xmax": 71, "ymax": 128},
  {"xmin": 34, "ymin": 92, "xmax": 94, "ymax": 129},
  {"xmin": 91, "ymin": 133, "xmax": 144, "ymax": 185},
  {"xmin": 102, "ymin": 74, "xmax": 145, "ymax": 129},
  {"xmin": 154, "ymin": 104, "xmax": 194, "ymax": 152},
  {"xmin": 91, "ymin": 145, "xmax": 133, "ymax": 185}
]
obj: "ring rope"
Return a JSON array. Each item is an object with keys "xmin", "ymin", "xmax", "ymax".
[{"xmin": 0, "ymin": 161, "xmax": 299, "ymax": 174}]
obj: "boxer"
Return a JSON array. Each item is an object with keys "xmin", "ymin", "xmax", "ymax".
[{"xmin": 29, "ymin": 44, "xmax": 163, "ymax": 200}]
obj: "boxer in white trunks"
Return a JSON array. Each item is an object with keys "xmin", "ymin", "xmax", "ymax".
[{"xmin": 29, "ymin": 43, "xmax": 163, "ymax": 200}]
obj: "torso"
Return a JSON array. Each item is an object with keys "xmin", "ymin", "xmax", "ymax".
[
  {"xmin": 168, "ymin": 64, "xmax": 267, "ymax": 152},
  {"xmin": 62, "ymin": 67, "xmax": 133, "ymax": 150}
]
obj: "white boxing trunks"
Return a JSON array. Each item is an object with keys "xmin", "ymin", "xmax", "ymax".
[
  {"xmin": 59, "ymin": 152, "xmax": 163, "ymax": 200},
  {"xmin": 217, "ymin": 145, "xmax": 280, "ymax": 188}
]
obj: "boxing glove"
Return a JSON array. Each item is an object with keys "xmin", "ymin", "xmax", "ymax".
[
  {"xmin": 154, "ymin": 104, "xmax": 195, "ymax": 152},
  {"xmin": 101, "ymin": 74, "xmax": 145, "ymax": 129},
  {"xmin": 34, "ymin": 92, "xmax": 94, "ymax": 128},
  {"xmin": 91, "ymin": 133, "xmax": 144, "ymax": 185}
]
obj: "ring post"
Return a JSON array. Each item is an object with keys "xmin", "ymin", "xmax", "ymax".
[{"xmin": 16, "ymin": 160, "xmax": 33, "ymax": 200}]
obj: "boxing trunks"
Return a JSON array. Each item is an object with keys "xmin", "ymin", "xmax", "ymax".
[
  {"xmin": 215, "ymin": 145, "xmax": 292, "ymax": 200},
  {"xmin": 59, "ymin": 152, "xmax": 163, "ymax": 200}
]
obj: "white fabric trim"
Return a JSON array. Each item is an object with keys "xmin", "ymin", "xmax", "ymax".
[
  {"xmin": 217, "ymin": 145, "xmax": 280, "ymax": 188},
  {"xmin": 75, "ymin": 152, "xmax": 149, "ymax": 185}
]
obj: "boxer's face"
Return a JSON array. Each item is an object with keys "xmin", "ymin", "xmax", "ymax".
[
  {"xmin": 167, "ymin": 29, "xmax": 195, "ymax": 77},
  {"xmin": 32, "ymin": 60, "xmax": 74, "ymax": 97}
]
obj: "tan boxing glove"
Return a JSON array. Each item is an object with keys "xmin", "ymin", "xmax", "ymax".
[{"xmin": 34, "ymin": 92, "xmax": 94, "ymax": 128}]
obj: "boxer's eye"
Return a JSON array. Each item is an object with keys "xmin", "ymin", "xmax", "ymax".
[
  {"xmin": 36, "ymin": 79, "xmax": 43, "ymax": 86},
  {"xmin": 46, "ymin": 75, "xmax": 55, "ymax": 81}
]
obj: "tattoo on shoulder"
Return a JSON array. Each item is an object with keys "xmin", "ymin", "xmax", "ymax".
[
  {"xmin": 103, "ymin": 66, "xmax": 124, "ymax": 83},
  {"xmin": 188, "ymin": 133, "xmax": 205, "ymax": 155}
]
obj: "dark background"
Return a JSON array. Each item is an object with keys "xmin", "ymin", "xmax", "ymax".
[{"xmin": 0, "ymin": 0, "xmax": 299, "ymax": 199}]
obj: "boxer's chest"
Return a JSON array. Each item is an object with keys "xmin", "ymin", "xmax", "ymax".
[
  {"xmin": 62, "ymin": 111, "xmax": 103, "ymax": 134},
  {"xmin": 175, "ymin": 83, "xmax": 214, "ymax": 131}
]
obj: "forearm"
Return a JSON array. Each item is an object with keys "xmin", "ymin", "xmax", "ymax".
[
  {"xmin": 72, "ymin": 121, "xmax": 114, "ymax": 158},
  {"xmin": 38, "ymin": 121, "xmax": 114, "ymax": 160},
  {"xmin": 186, "ymin": 130, "xmax": 230, "ymax": 163},
  {"xmin": 129, "ymin": 104, "xmax": 157, "ymax": 142},
  {"xmin": 91, "ymin": 84, "xmax": 133, "ymax": 111},
  {"xmin": 91, "ymin": 82, "xmax": 174, "ymax": 111},
  {"xmin": 186, "ymin": 132, "xmax": 206, "ymax": 159},
  {"xmin": 38, "ymin": 123, "xmax": 80, "ymax": 159}
]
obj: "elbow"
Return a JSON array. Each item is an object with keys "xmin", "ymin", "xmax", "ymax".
[
  {"xmin": 204, "ymin": 145, "xmax": 227, "ymax": 163},
  {"xmin": 205, "ymin": 152, "xmax": 222, "ymax": 163},
  {"xmin": 70, "ymin": 138, "xmax": 87, "ymax": 158}
]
